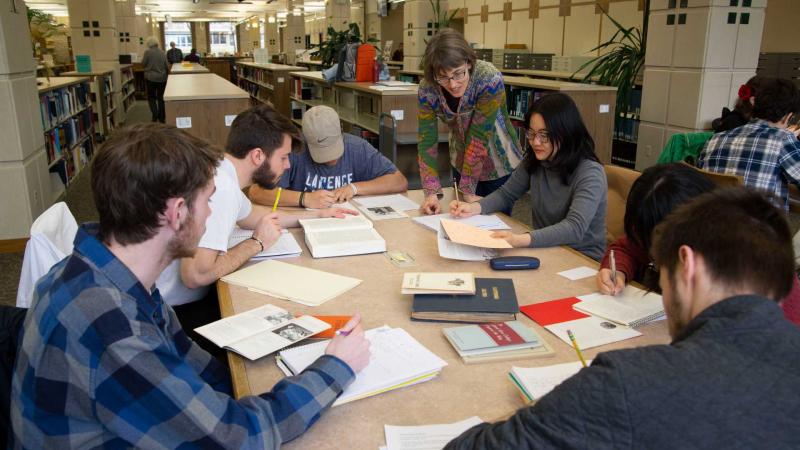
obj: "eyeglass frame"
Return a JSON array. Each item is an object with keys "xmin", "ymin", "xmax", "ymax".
[
  {"xmin": 434, "ymin": 63, "xmax": 470, "ymax": 86},
  {"xmin": 525, "ymin": 129, "xmax": 551, "ymax": 144}
]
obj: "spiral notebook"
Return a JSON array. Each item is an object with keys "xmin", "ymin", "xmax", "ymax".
[{"xmin": 572, "ymin": 286, "xmax": 664, "ymax": 327}]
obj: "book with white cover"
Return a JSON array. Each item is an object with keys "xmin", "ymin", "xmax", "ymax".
[
  {"xmin": 573, "ymin": 286, "xmax": 665, "ymax": 327},
  {"xmin": 220, "ymin": 259, "xmax": 362, "ymax": 306},
  {"xmin": 228, "ymin": 227, "xmax": 302, "ymax": 259},
  {"xmin": 299, "ymin": 214, "xmax": 386, "ymax": 258},
  {"xmin": 278, "ymin": 326, "xmax": 447, "ymax": 406},
  {"xmin": 194, "ymin": 304, "xmax": 330, "ymax": 361},
  {"xmin": 401, "ymin": 272, "xmax": 475, "ymax": 295}
]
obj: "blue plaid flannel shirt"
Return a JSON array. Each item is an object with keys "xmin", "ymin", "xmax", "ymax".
[
  {"xmin": 12, "ymin": 223, "xmax": 354, "ymax": 449},
  {"xmin": 698, "ymin": 120, "xmax": 800, "ymax": 210}
]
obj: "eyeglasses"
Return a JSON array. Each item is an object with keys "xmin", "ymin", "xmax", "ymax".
[
  {"xmin": 434, "ymin": 65, "xmax": 469, "ymax": 85},
  {"xmin": 525, "ymin": 129, "xmax": 550, "ymax": 144}
]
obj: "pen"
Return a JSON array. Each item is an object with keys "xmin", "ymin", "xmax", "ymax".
[
  {"xmin": 566, "ymin": 329, "xmax": 587, "ymax": 368},
  {"xmin": 610, "ymin": 249, "xmax": 617, "ymax": 293},
  {"xmin": 272, "ymin": 187, "xmax": 282, "ymax": 212},
  {"xmin": 335, "ymin": 329, "xmax": 351, "ymax": 336},
  {"xmin": 453, "ymin": 178, "xmax": 460, "ymax": 204}
]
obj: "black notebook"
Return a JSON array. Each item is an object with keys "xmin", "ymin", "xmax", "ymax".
[{"xmin": 411, "ymin": 278, "xmax": 518, "ymax": 323}]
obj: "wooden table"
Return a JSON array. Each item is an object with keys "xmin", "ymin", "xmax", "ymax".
[
  {"xmin": 164, "ymin": 73, "xmax": 250, "ymax": 147},
  {"xmin": 170, "ymin": 63, "xmax": 210, "ymax": 74},
  {"xmin": 218, "ymin": 189, "xmax": 670, "ymax": 449}
]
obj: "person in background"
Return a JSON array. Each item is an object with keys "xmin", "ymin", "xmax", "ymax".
[
  {"xmin": 166, "ymin": 41, "xmax": 183, "ymax": 65},
  {"xmin": 11, "ymin": 123, "xmax": 371, "ymax": 448},
  {"xmin": 446, "ymin": 188, "xmax": 800, "ymax": 449},
  {"xmin": 711, "ymin": 75, "xmax": 766, "ymax": 133},
  {"xmin": 141, "ymin": 36, "xmax": 169, "ymax": 123},
  {"xmin": 184, "ymin": 48, "xmax": 201, "ymax": 63},
  {"xmin": 392, "ymin": 42, "xmax": 404, "ymax": 61},
  {"xmin": 450, "ymin": 92, "xmax": 607, "ymax": 261},
  {"xmin": 597, "ymin": 163, "xmax": 800, "ymax": 326},
  {"xmin": 417, "ymin": 29, "xmax": 523, "ymax": 215},
  {"xmin": 698, "ymin": 78, "xmax": 800, "ymax": 211},
  {"xmin": 249, "ymin": 106, "xmax": 408, "ymax": 209}
]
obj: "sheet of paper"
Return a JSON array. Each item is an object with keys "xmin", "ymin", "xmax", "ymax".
[
  {"xmin": 437, "ymin": 225, "xmax": 498, "ymax": 261},
  {"xmin": 221, "ymin": 260, "xmax": 362, "ymax": 307},
  {"xmin": 510, "ymin": 361, "xmax": 592, "ymax": 401},
  {"xmin": 361, "ymin": 205, "xmax": 409, "ymax": 221},
  {"xmin": 544, "ymin": 316, "xmax": 641, "ymax": 349},
  {"xmin": 355, "ymin": 194, "xmax": 420, "ymax": 211},
  {"xmin": 557, "ymin": 266, "xmax": 599, "ymax": 281},
  {"xmin": 412, "ymin": 214, "xmax": 511, "ymax": 232},
  {"xmin": 369, "ymin": 85, "xmax": 416, "ymax": 91},
  {"xmin": 440, "ymin": 219, "xmax": 512, "ymax": 249},
  {"xmin": 384, "ymin": 416, "xmax": 483, "ymax": 450}
]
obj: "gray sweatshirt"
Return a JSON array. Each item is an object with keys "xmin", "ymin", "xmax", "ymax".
[
  {"xmin": 479, "ymin": 158, "xmax": 607, "ymax": 260},
  {"xmin": 141, "ymin": 47, "xmax": 169, "ymax": 83}
]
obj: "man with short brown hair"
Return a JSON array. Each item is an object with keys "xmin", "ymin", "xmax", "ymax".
[{"xmin": 12, "ymin": 123, "xmax": 370, "ymax": 448}]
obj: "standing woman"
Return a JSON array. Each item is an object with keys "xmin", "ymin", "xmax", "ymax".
[
  {"xmin": 141, "ymin": 37, "xmax": 169, "ymax": 123},
  {"xmin": 451, "ymin": 92, "xmax": 607, "ymax": 261},
  {"xmin": 418, "ymin": 29, "xmax": 523, "ymax": 214}
]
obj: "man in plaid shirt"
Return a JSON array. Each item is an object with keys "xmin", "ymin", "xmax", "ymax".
[
  {"xmin": 698, "ymin": 78, "xmax": 800, "ymax": 211},
  {"xmin": 11, "ymin": 124, "xmax": 370, "ymax": 449}
]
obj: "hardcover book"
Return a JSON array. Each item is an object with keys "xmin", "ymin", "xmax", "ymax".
[{"xmin": 411, "ymin": 278, "xmax": 518, "ymax": 323}]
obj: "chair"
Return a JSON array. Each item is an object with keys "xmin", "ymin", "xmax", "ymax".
[
  {"xmin": 678, "ymin": 161, "xmax": 743, "ymax": 188},
  {"xmin": 16, "ymin": 202, "xmax": 78, "ymax": 308},
  {"xmin": 0, "ymin": 305, "xmax": 27, "ymax": 448},
  {"xmin": 604, "ymin": 164, "xmax": 641, "ymax": 243}
]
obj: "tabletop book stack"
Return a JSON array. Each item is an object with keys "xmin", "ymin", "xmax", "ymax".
[{"xmin": 404, "ymin": 273, "xmax": 519, "ymax": 323}]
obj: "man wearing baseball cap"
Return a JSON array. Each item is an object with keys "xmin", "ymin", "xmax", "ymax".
[{"xmin": 249, "ymin": 105, "xmax": 408, "ymax": 209}]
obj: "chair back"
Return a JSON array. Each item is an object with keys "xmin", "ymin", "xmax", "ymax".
[
  {"xmin": 604, "ymin": 164, "xmax": 641, "ymax": 243},
  {"xmin": 679, "ymin": 161, "xmax": 743, "ymax": 188},
  {"xmin": 16, "ymin": 202, "xmax": 78, "ymax": 308},
  {"xmin": 0, "ymin": 306, "xmax": 27, "ymax": 448}
]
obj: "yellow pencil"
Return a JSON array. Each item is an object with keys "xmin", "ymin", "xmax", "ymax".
[
  {"xmin": 272, "ymin": 187, "xmax": 282, "ymax": 212},
  {"xmin": 566, "ymin": 329, "xmax": 587, "ymax": 368}
]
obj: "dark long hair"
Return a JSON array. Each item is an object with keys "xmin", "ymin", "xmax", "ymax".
[
  {"xmin": 523, "ymin": 92, "xmax": 598, "ymax": 184},
  {"xmin": 624, "ymin": 163, "xmax": 716, "ymax": 252}
]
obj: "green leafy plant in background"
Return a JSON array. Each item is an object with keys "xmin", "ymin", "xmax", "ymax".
[
  {"xmin": 576, "ymin": 7, "xmax": 645, "ymax": 118},
  {"xmin": 428, "ymin": 0, "xmax": 459, "ymax": 30},
  {"xmin": 311, "ymin": 23, "xmax": 378, "ymax": 68},
  {"xmin": 27, "ymin": 8, "xmax": 65, "ymax": 58}
]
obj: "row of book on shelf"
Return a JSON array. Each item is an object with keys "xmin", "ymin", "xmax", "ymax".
[
  {"xmin": 50, "ymin": 138, "xmax": 95, "ymax": 188},
  {"xmin": 44, "ymin": 109, "xmax": 93, "ymax": 165},
  {"xmin": 39, "ymin": 82, "xmax": 91, "ymax": 130}
]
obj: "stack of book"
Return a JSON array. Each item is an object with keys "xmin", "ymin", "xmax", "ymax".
[
  {"xmin": 443, "ymin": 320, "xmax": 553, "ymax": 364},
  {"xmin": 409, "ymin": 276, "xmax": 519, "ymax": 323}
]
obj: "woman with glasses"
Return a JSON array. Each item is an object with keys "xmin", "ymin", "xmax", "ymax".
[
  {"xmin": 417, "ymin": 30, "xmax": 523, "ymax": 215},
  {"xmin": 450, "ymin": 92, "xmax": 607, "ymax": 260}
]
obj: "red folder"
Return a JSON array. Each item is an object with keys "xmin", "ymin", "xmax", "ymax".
[{"xmin": 520, "ymin": 297, "xmax": 589, "ymax": 326}]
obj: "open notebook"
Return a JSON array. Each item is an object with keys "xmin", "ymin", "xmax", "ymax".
[
  {"xmin": 277, "ymin": 326, "xmax": 447, "ymax": 406},
  {"xmin": 228, "ymin": 227, "xmax": 302, "ymax": 259},
  {"xmin": 573, "ymin": 286, "xmax": 665, "ymax": 327},
  {"xmin": 508, "ymin": 360, "xmax": 592, "ymax": 402}
]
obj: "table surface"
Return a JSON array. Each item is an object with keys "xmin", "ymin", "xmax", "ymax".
[
  {"xmin": 164, "ymin": 73, "xmax": 249, "ymax": 101},
  {"xmin": 170, "ymin": 63, "xmax": 210, "ymax": 74},
  {"xmin": 218, "ymin": 189, "xmax": 670, "ymax": 449}
]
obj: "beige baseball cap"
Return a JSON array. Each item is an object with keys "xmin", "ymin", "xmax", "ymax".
[{"xmin": 302, "ymin": 105, "xmax": 344, "ymax": 163}]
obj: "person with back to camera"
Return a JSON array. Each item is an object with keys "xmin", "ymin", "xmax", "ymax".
[
  {"xmin": 417, "ymin": 29, "xmax": 523, "ymax": 215},
  {"xmin": 449, "ymin": 92, "xmax": 607, "ymax": 261},
  {"xmin": 711, "ymin": 76, "xmax": 766, "ymax": 133}
]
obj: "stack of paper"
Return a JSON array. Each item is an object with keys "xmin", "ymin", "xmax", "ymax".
[
  {"xmin": 508, "ymin": 361, "xmax": 592, "ymax": 402},
  {"xmin": 220, "ymin": 259, "xmax": 362, "ymax": 307},
  {"xmin": 194, "ymin": 304, "xmax": 329, "ymax": 360},
  {"xmin": 277, "ymin": 326, "xmax": 447, "ymax": 406},
  {"xmin": 573, "ymin": 286, "xmax": 665, "ymax": 327},
  {"xmin": 413, "ymin": 214, "xmax": 511, "ymax": 232},
  {"xmin": 437, "ymin": 226, "xmax": 498, "ymax": 261},
  {"xmin": 383, "ymin": 416, "xmax": 483, "ymax": 450},
  {"xmin": 228, "ymin": 227, "xmax": 302, "ymax": 259}
]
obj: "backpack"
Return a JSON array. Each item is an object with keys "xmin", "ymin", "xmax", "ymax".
[{"xmin": 336, "ymin": 42, "xmax": 360, "ymax": 82}]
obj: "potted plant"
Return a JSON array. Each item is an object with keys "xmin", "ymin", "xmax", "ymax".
[
  {"xmin": 311, "ymin": 23, "xmax": 378, "ymax": 68},
  {"xmin": 27, "ymin": 9, "xmax": 66, "ymax": 79},
  {"xmin": 428, "ymin": 0, "xmax": 458, "ymax": 30}
]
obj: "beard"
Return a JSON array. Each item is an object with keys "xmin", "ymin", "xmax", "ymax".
[
  {"xmin": 167, "ymin": 211, "xmax": 201, "ymax": 259},
  {"xmin": 664, "ymin": 275, "xmax": 688, "ymax": 339},
  {"xmin": 252, "ymin": 160, "xmax": 281, "ymax": 189}
]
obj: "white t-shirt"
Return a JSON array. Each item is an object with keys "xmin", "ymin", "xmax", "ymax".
[{"xmin": 157, "ymin": 158, "xmax": 252, "ymax": 306}]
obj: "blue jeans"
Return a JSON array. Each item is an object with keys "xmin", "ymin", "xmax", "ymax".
[{"xmin": 451, "ymin": 169, "xmax": 512, "ymax": 216}]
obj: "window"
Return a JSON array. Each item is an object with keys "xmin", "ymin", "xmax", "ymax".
[
  {"xmin": 163, "ymin": 22, "xmax": 192, "ymax": 54},
  {"xmin": 209, "ymin": 22, "xmax": 237, "ymax": 55}
]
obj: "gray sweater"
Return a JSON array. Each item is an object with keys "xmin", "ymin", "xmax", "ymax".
[
  {"xmin": 141, "ymin": 47, "xmax": 169, "ymax": 83},
  {"xmin": 479, "ymin": 158, "xmax": 607, "ymax": 260},
  {"xmin": 446, "ymin": 295, "xmax": 800, "ymax": 449}
]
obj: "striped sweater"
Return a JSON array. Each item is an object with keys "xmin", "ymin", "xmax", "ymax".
[{"xmin": 417, "ymin": 60, "xmax": 523, "ymax": 196}]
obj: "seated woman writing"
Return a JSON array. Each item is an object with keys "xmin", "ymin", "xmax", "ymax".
[{"xmin": 450, "ymin": 92, "xmax": 607, "ymax": 260}]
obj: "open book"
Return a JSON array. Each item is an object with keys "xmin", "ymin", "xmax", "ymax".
[
  {"xmin": 299, "ymin": 214, "xmax": 386, "ymax": 258},
  {"xmin": 194, "ymin": 304, "xmax": 330, "ymax": 360},
  {"xmin": 277, "ymin": 326, "xmax": 447, "ymax": 406},
  {"xmin": 228, "ymin": 227, "xmax": 302, "ymax": 259},
  {"xmin": 573, "ymin": 286, "xmax": 665, "ymax": 327},
  {"xmin": 508, "ymin": 361, "xmax": 592, "ymax": 403}
]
